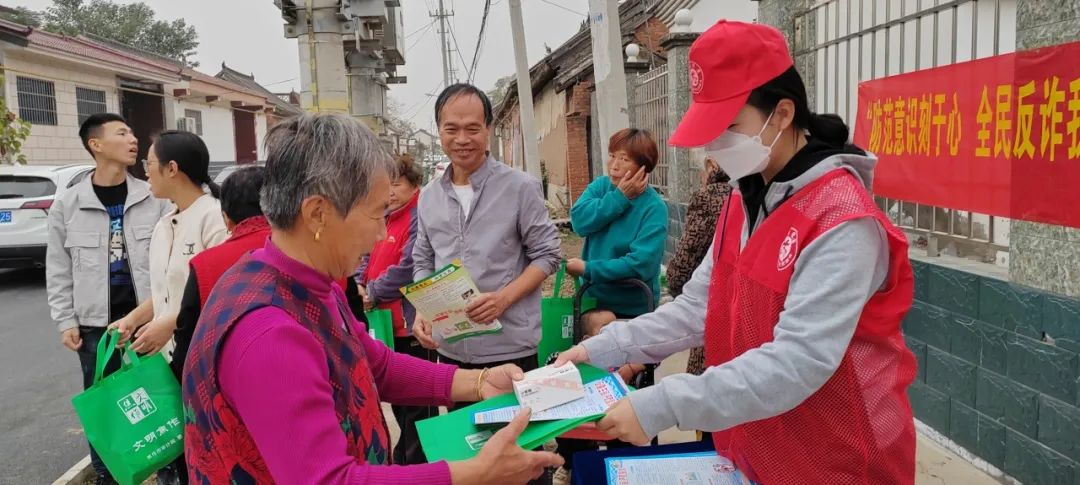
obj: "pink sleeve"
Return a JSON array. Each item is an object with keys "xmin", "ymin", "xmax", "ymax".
[
  {"xmin": 219, "ymin": 307, "xmax": 453, "ymax": 485},
  {"xmin": 336, "ymin": 285, "xmax": 458, "ymax": 407}
]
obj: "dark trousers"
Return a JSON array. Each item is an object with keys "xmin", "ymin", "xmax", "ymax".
[
  {"xmin": 438, "ymin": 353, "xmax": 552, "ymax": 485},
  {"xmin": 77, "ymin": 326, "xmax": 122, "ymax": 481},
  {"xmin": 391, "ymin": 336, "xmax": 439, "ymax": 465}
]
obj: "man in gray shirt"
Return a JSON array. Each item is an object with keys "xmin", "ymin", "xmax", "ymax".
[{"xmin": 412, "ymin": 83, "xmax": 561, "ymax": 373}]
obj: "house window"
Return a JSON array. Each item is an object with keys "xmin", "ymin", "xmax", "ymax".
[
  {"xmin": 16, "ymin": 76, "xmax": 57, "ymax": 126},
  {"xmin": 76, "ymin": 87, "xmax": 107, "ymax": 126},
  {"xmin": 183, "ymin": 109, "xmax": 203, "ymax": 136}
]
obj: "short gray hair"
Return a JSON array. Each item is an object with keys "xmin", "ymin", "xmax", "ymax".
[{"xmin": 260, "ymin": 113, "xmax": 396, "ymax": 229}]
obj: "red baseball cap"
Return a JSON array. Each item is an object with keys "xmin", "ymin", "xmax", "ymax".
[{"xmin": 669, "ymin": 21, "xmax": 794, "ymax": 147}]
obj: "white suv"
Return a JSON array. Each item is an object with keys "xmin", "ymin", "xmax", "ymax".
[{"xmin": 0, "ymin": 164, "xmax": 94, "ymax": 269}]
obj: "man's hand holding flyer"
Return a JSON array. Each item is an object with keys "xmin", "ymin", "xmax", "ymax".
[{"xmin": 401, "ymin": 260, "xmax": 503, "ymax": 342}]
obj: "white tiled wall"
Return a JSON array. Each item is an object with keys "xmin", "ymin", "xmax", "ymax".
[{"xmin": 5, "ymin": 52, "xmax": 120, "ymax": 166}]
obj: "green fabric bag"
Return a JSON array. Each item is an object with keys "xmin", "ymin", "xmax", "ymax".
[
  {"xmin": 538, "ymin": 260, "xmax": 597, "ymax": 366},
  {"xmin": 364, "ymin": 308, "xmax": 396, "ymax": 350},
  {"xmin": 70, "ymin": 329, "xmax": 184, "ymax": 485}
]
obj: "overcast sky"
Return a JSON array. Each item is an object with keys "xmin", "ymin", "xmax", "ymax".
[{"xmin": 7, "ymin": 0, "xmax": 753, "ymax": 131}]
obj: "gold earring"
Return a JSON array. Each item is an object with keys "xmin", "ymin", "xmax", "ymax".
[{"xmin": 314, "ymin": 229, "xmax": 321, "ymax": 242}]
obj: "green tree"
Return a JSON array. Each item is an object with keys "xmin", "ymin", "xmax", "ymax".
[
  {"xmin": 385, "ymin": 96, "xmax": 417, "ymax": 136},
  {"xmin": 42, "ymin": 0, "xmax": 199, "ymax": 66},
  {"xmin": 0, "ymin": 74, "xmax": 32, "ymax": 165},
  {"xmin": 487, "ymin": 74, "xmax": 515, "ymax": 108},
  {"xmin": 0, "ymin": 6, "xmax": 42, "ymax": 27}
]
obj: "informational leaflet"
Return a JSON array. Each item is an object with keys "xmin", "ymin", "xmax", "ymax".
[
  {"xmin": 473, "ymin": 373, "xmax": 628, "ymax": 424},
  {"xmin": 401, "ymin": 259, "xmax": 502, "ymax": 342},
  {"xmin": 605, "ymin": 451, "xmax": 749, "ymax": 485}
]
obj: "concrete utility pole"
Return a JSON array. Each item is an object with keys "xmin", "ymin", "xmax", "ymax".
[
  {"xmin": 430, "ymin": 0, "xmax": 456, "ymax": 87},
  {"xmin": 588, "ymin": 0, "xmax": 630, "ymax": 165},
  {"xmin": 291, "ymin": 0, "xmax": 350, "ymax": 112},
  {"xmin": 280, "ymin": 1, "xmax": 407, "ymax": 130},
  {"xmin": 508, "ymin": 0, "xmax": 541, "ymax": 179}
]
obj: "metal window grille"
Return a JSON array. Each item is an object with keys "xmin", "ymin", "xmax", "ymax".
[
  {"xmin": 793, "ymin": 0, "xmax": 1015, "ymax": 263},
  {"xmin": 183, "ymin": 109, "xmax": 204, "ymax": 136},
  {"xmin": 17, "ymin": 76, "xmax": 57, "ymax": 126},
  {"xmin": 629, "ymin": 64, "xmax": 670, "ymax": 196},
  {"xmin": 76, "ymin": 87, "xmax": 107, "ymax": 126}
]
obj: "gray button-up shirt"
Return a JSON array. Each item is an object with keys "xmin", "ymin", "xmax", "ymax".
[{"xmin": 413, "ymin": 156, "xmax": 561, "ymax": 364}]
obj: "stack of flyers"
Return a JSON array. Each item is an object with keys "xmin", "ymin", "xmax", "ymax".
[{"xmin": 473, "ymin": 372, "xmax": 629, "ymax": 425}]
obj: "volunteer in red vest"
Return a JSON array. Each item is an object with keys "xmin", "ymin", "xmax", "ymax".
[
  {"xmin": 352, "ymin": 153, "xmax": 428, "ymax": 465},
  {"xmin": 171, "ymin": 165, "xmax": 270, "ymax": 381},
  {"xmin": 556, "ymin": 20, "xmax": 917, "ymax": 484}
]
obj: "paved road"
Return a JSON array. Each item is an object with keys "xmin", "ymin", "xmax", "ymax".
[{"xmin": 0, "ymin": 268, "xmax": 87, "ymax": 485}]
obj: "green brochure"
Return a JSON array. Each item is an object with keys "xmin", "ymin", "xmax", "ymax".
[{"xmin": 417, "ymin": 363, "xmax": 629, "ymax": 462}]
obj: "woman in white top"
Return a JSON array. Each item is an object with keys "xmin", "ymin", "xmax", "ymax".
[{"xmin": 112, "ymin": 131, "xmax": 228, "ymax": 356}]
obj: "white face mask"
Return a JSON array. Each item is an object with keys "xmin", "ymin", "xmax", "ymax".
[{"xmin": 704, "ymin": 112, "xmax": 782, "ymax": 181}]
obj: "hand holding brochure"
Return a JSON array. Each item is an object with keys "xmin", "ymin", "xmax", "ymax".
[
  {"xmin": 401, "ymin": 259, "xmax": 502, "ymax": 342},
  {"xmin": 416, "ymin": 363, "xmax": 630, "ymax": 462},
  {"xmin": 475, "ymin": 372, "xmax": 628, "ymax": 424}
]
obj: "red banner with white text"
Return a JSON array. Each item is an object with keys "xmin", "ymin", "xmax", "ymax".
[{"xmin": 853, "ymin": 40, "xmax": 1080, "ymax": 228}]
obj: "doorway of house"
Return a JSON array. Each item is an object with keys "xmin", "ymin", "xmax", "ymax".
[
  {"xmin": 119, "ymin": 79, "xmax": 165, "ymax": 179},
  {"xmin": 233, "ymin": 109, "xmax": 257, "ymax": 163}
]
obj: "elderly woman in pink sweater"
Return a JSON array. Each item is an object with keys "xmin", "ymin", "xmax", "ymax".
[{"xmin": 181, "ymin": 113, "xmax": 563, "ymax": 484}]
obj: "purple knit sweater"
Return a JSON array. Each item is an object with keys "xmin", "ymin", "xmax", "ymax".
[{"xmin": 218, "ymin": 241, "xmax": 457, "ymax": 484}]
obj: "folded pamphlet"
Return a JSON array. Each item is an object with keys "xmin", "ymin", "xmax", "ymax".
[
  {"xmin": 477, "ymin": 372, "xmax": 627, "ymax": 424},
  {"xmin": 401, "ymin": 260, "xmax": 503, "ymax": 342},
  {"xmin": 512, "ymin": 363, "xmax": 586, "ymax": 413}
]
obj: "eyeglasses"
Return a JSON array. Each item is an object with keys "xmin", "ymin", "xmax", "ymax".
[{"xmin": 140, "ymin": 159, "xmax": 149, "ymax": 172}]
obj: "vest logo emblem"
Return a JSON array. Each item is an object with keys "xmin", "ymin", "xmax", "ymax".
[{"xmin": 777, "ymin": 227, "xmax": 799, "ymax": 271}]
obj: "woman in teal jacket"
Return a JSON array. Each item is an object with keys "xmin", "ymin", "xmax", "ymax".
[
  {"xmin": 567, "ymin": 128, "xmax": 668, "ymax": 336},
  {"xmin": 559, "ymin": 128, "xmax": 668, "ymax": 476}
]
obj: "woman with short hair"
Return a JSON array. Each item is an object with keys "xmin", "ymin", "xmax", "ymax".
[
  {"xmin": 566, "ymin": 128, "xmax": 668, "ymax": 335},
  {"xmin": 182, "ymin": 113, "xmax": 562, "ymax": 485}
]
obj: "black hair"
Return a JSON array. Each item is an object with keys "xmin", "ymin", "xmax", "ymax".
[
  {"xmin": 746, "ymin": 66, "xmax": 850, "ymax": 147},
  {"xmin": 78, "ymin": 113, "xmax": 128, "ymax": 156},
  {"xmin": 152, "ymin": 130, "xmax": 220, "ymax": 198},
  {"xmin": 434, "ymin": 83, "xmax": 493, "ymax": 127},
  {"xmin": 220, "ymin": 165, "xmax": 265, "ymax": 224}
]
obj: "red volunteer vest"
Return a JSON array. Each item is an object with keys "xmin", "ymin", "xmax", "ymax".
[
  {"xmin": 361, "ymin": 191, "xmax": 419, "ymax": 336},
  {"xmin": 189, "ymin": 216, "xmax": 272, "ymax": 306},
  {"xmin": 704, "ymin": 169, "xmax": 917, "ymax": 485}
]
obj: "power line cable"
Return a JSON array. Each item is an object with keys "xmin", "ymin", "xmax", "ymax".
[
  {"xmin": 538, "ymin": 0, "xmax": 586, "ymax": 17},
  {"xmin": 406, "ymin": 19, "xmax": 438, "ymax": 39},
  {"xmin": 446, "ymin": 22, "xmax": 469, "ymax": 83},
  {"xmin": 407, "ymin": 20, "xmax": 437, "ymax": 52},
  {"xmin": 467, "ymin": 0, "xmax": 492, "ymax": 84}
]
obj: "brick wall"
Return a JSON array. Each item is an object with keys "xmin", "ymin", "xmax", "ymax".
[
  {"xmin": 905, "ymin": 259, "xmax": 1080, "ymax": 484},
  {"xmin": 633, "ymin": 17, "xmax": 671, "ymax": 61},
  {"xmin": 565, "ymin": 81, "xmax": 593, "ymax": 204}
]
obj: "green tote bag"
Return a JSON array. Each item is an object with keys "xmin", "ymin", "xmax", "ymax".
[
  {"xmin": 538, "ymin": 260, "xmax": 597, "ymax": 366},
  {"xmin": 71, "ymin": 329, "xmax": 184, "ymax": 485},
  {"xmin": 364, "ymin": 308, "xmax": 396, "ymax": 350}
]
